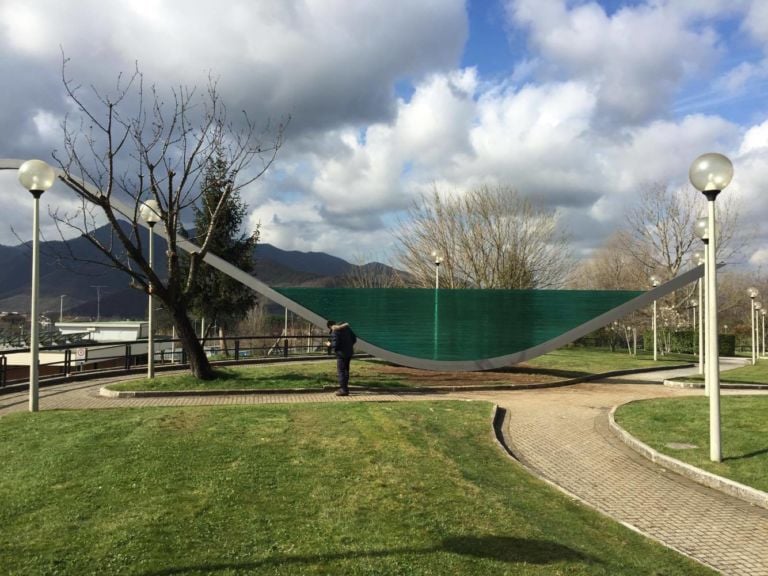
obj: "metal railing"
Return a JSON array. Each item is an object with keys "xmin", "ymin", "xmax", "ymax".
[{"xmin": 0, "ymin": 333, "xmax": 333, "ymax": 388}]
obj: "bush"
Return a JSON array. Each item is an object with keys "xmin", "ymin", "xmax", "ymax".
[
  {"xmin": 642, "ymin": 330, "xmax": 735, "ymax": 356},
  {"xmin": 719, "ymin": 333, "xmax": 736, "ymax": 356}
]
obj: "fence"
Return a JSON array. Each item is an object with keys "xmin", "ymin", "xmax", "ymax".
[{"xmin": 0, "ymin": 333, "xmax": 331, "ymax": 388}]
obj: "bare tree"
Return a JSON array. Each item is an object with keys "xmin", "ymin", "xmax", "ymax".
[
  {"xmin": 341, "ymin": 254, "xmax": 408, "ymax": 288},
  {"xmin": 395, "ymin": 185, "xmax": 572, "ymax": 289},
  {"xmin": 572, "ymin": 182, "xmax": 751, "ymax": 342},
  {"xmin": 619, "ymin": 183, "xmax": 747, "ymax": 278},
  {"xmin": 50, "ymin": 60, "xmax": 285, "ymax": 379},
  {"xmin": 718, "ymin": 269, "xmax": 767, "ymax": 333},
  {"xmin": 569, "ymin": 232, "xmax": 646, "ymax": 290}
]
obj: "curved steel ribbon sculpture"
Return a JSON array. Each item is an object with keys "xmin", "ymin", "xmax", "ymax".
[{"xmin": 1, "ymin": 159, "xmax": 704, "ymax": 371}]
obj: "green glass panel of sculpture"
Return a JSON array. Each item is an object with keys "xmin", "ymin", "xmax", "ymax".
[{"xmin": 276, "ymin": 288, "xmax": 642, "ymax": 361}]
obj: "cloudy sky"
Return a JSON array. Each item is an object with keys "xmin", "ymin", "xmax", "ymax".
[{"xmin": 1, "ymin": 0, "xmax": 767, "ymax": 266}]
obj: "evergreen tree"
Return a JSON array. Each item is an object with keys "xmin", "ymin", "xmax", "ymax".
[{"xmin": 185, "ymin": 152, "xmax": 259, "ymax": 354}]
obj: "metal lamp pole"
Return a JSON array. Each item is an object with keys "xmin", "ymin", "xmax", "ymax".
[
  {"xmin": 762, "ymin": 308, "xmax": 766, "ymax": 358},
  {"xmin": 140, "ymin": 200, "xmax": 162, "ymax": 379},
  {"xmin": 689, "ymin": 298, "xmax": 697, "ymax": 353},
  {"xmin": 747, "ymin": 288, "xmax": 758, "ymax": 365},
  {"xmin": 17, "ymin": 159, "xmax": 56, "ymax": 412},
  {"xmin": 431, "ymin": 251, "xmax": 443, "ymax": 289},
  {"xmin": 650, "ymin": 276, "xmax": 660, "ymax": 361},
  {"xmin": 754, "ymin": 302, "xmax": 763, "ymax": 362},
  {"xmin": 694, "ymin": 219, "xmax": 710, "ymax": 390},
  {"xmin": 689, "ymin": 152, "xmax": 734, "ymax": 463},
  {"xmin": 693, "ymin": 252, "xmax": 705, "ymax": 376},
  {"xmin": 430, "ymin": 251, "xmax": 443, "ymax": 359}
]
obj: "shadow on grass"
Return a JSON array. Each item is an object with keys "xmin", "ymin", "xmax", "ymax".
[
  {"xmin": 489, "ymin": 366, "xmax": 588, "ymax": 379},
  {"xmin": 724, "ymin": 446, "xmax": 768, "ymax": 462},
  {"xmin": 142, "ymin": 535, "xmax": 594, "ymax": 575}
]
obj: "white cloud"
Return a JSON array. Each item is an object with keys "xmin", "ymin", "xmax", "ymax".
[
  {"xmin": 730, "ymin": 120, "xmax": 768, "ymax": 218},
  {"xmin": 743, "ymin": 0, "xmax": 768, "ymax": 45},
  {"xmin": 0, "ymin": 2, "xmax": 56, "ymax": 56},
  {"xmin": 396, "ymin": 69, "xmax": 477, "ymax": 165},
  {"xmin": 249, "ymin": 64, "xmax": 754, "ymax": 261},
  {"xmin": 2, "ymin": 0, "xmax": 768, "ymax": 269},
  {"xmin": 750, "ymin": 247, "xmax": 768, "ymax": 266},
  {"xmin": 32, "ymin": 110, "xmax": 61, "ymax": 145},
  {"xmin": 505, "ymin": 0, "xmax": 721, "ymax": 125},
  {"xmin": 0, "ymin": 0, "xmax": 467, "ymax": 139},
  {"xmin": 248, "ymin": 196, "xmax": 392, "ymax": 255},
  {"xmin": 739, "ymin": 118, "xmax": 768, "ymax": 155}
]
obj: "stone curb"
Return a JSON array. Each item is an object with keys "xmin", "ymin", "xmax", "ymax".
[
  {"xmin": 98, "ymin": 386, "xmax": 339, "ymax": 398},
  {"xmin": 664, "ymin": 379, "xmax": 768, "ymax": 390},
  {"xmin": 99, "ymin": 363, "xmax": 695, "ymax": 398},
  {"xmin": 489, "ymin": 404, "xmax": 716, "ymax": 573},
  {"xmin": 608, "ymin": 402, "xmax": 768, "ymax": 510}
]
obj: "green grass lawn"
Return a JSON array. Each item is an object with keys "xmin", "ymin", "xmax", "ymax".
[
  {"xmin": 616, "ymin": 395, "xmax": 768, "ymax": 492},
  {"xmin": 524, "ymin": 347, "xmax": 691, "ymax": 375},
  {"xmin": 0, "ymin": 402, "xmax": 713, "ymax": 575},
  {"xmin": 109, "ymin": 348, "xmax": 691, "ymax": 393},
  {"xmin": 674, "ymin": 359, "xmax": 768, "ymax": 385},
  {"xmin": 108, "ymin": 360, "xmax": 400, "ymax": 392}
]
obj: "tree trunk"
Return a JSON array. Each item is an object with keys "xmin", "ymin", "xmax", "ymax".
[
  {"xmin": 219, "ymin": 325, "xmax": 230, "ymax": 358},
  {"xmin": 172, "ymin": 305, "xmax": 214, "ymax": 380}
]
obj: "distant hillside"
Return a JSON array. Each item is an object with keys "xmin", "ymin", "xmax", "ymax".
[
  {"xmin": 256, "ymin": 244, "xmax": 353, "ymax": 277},
  {"xmin": 0, "ymin": 224, "xmax": 403, "ymax": 320}
]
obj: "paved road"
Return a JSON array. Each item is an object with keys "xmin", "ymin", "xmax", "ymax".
[
  {"xmin": 1, "ymin": 365, "xmax": 767, "ymax": 575},
  {"xmin": 603, "ymin": 356, "xmax": 750, "ymax": 384}
]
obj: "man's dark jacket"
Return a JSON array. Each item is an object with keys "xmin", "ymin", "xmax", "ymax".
[{"xmin": 330, "ymin": 324, "xmax": 356, "ymax": 357}]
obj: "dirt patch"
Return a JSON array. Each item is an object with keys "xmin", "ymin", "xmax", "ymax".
[{"xmin": 371, "ymin": 362, "xmax": 570, "ymax": 387}]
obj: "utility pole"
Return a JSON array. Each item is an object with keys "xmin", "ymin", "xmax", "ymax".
[{"xmin": 90, "ymin": 285, "xmax": 106, "ymax": 322}]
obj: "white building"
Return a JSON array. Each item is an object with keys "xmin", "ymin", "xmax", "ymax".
[{"xmin": 56, "ymin": 321, "xmax": 149, "ymax": 342}]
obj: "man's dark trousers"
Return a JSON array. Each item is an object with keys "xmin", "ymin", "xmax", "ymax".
[{"xmin": 336, "ymin": 354, "xmax": 351, "ymax": 392}]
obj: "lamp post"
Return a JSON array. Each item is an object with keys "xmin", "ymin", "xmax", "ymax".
[
  {"xmin": 762, "ymin": 308, "xmax": 766, "ymax": 358},
  {"xmin": 747, "ymin": 287, "xmax": 759, "ymax": 365},
  {"xmin": 90, "ymin": 285, "xmax": 106, "ymax": 322},
  {"xmin": 689, "ymin": 152, "xmax": 733, "ymax": 462},
  {"xmin": 689, "ymin": 298, "xmax": 697, "ymax": 354},
  {"xmin": 694, "ymin": 221, "xmax": 710, "ymax": 386},
  {"xmin": 430, "ymin": 251, "xmax": 444, "ymax": 359},
  {"xmin": 756, "ymin": 301, "xmax": 763, "ymax": 350},
  {"xmin": 650, "ymin": 275, "xmax": 659, "ymax": 361},
  {"xmin": 689, "ymin": 298, "xmax": 697, "ymax": 330},
  {"xmin": 17, "ymin": 159, "xmax": 56, "ymax": 412},
  {"xmin": 431, "ymin": 251, "xmax": 443, "ymax": 290},
  {"xmin": 693, "ymin": 250, "xmax": 705, "ymax": 375},
  {"xmin": 140, "ymin": 199, "xmax": 162, "ymax": 379}
]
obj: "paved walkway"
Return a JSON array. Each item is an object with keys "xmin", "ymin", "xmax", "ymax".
[
  {"xmin": 489, "ymin": 383, "xmax": 768, "ymax": 576},
  {"xmin": 2, "ymin": 365, "xmax": 767, "ymax": 575}
]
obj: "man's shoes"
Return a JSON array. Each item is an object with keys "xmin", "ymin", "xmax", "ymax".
[{"xmin": 335, "ymin": 389, "xmax": 349, "ymax": 396}]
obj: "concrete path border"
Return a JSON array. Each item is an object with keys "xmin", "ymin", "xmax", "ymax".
[{"xmin": 608, "ymin": 403, "xmax": 768, "ymax": 510}]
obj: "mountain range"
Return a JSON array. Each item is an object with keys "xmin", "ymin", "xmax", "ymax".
[{"xmin": 0, "ymin": 225, "xmax": 398, "ymax": 321}]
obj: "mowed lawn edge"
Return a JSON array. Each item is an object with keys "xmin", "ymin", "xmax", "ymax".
[
  {"xmin": 0, "ymin": 401, "xmax": 714, "ymax": 575},
  {"xmin": 615, "ymin": 395, "xmax": 768, "ymax": 493},
  {"xmin": 105, "ymin": 349, "xmax": 692, "ymax": 393},
  {"xmin": 670, "ymin": 359, "xmax": 768, "ymax": 385}
]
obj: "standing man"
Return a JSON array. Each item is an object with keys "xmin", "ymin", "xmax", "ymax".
[{"xmin": 326, "ymin": 320, "xmax": 356, "ymax": 396}]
